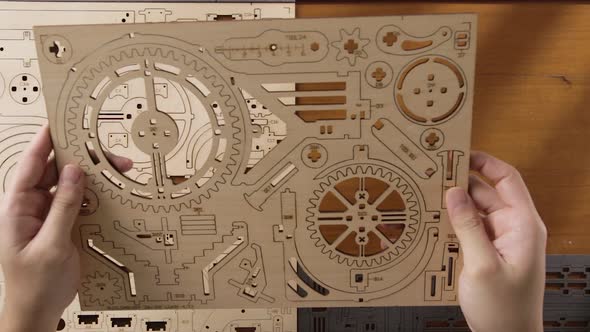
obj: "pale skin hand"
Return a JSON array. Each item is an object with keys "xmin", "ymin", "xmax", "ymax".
[
  {"xmin": 446, "ymin": 151, "xmax": 547, "ymax": 332},
  {"xmin": 0, "ymin": 126, "xmax": 132, "ymax": 332},
  {"xmin": 0, "ymin": 128, "xmax": 544, "ymax": 332}
]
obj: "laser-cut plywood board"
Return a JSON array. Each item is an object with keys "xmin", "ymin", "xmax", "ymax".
[
  {"xmin": 0, "ymin": 0, "xmax": 294, "ymax": 193},
  {"xmin": 0, "ymin": 270, "xmax": 296, "ymax": 332},
  {"xmin": 0, "ymin": 2, "xmax": 296, "ymax": 331},
  {"xmin": 35, "ymin": 14, "xmax": 477, "ymax": 310}
]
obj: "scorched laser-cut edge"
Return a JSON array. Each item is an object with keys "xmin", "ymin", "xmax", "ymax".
[{"xmin": 34, "ymin": 14, "xmax": 477, "ymax": 310}]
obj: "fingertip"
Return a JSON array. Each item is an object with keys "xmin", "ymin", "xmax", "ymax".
[
  {"xmin": 446, "ymin": 187, "xmax": 468, "ymax": 210},
  {"xmin": 123, "ymin": 158, "xmax": 133, "ymax": 172},
  {"xmin": 59, "ymin": 164, "xmax": 83, "ymax": 186}
]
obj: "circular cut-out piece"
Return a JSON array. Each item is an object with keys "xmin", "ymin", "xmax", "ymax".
[
  {"xmin": 365, "ymin": 61, "xmax": 394, "ymax": 89},
  {"xmin": 420, "ymin": 128, "xmax": 445, "ymax": 151},
  {"xmin": 131, "ymin": 111, "xmax": 179, "ymax": 155},
  {"xmin": 41, "ymin": 35, "xmax": 73, "ymax": 64},
  {"xmin": 301, "ymin": 143, "xmax": 328, "ymax": 168},
  {"xmin": 62, "ymin": 37, "xmax": 244, "ymax": 212},
  {"xmin": 395, "ymin": 56, "xmax": 466, "ymax": 125},
  {"xmin": 9, "ymin": 73, "xmax": 41, "ymax": 105},
  {"xmin": 308, "ymin": 164, "xmax": 420, "ymax": 268}
]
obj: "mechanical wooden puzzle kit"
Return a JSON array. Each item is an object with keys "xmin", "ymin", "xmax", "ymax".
[{"xmin": 33, "ymin": 13, "xmax": 476, "ymax": 311}]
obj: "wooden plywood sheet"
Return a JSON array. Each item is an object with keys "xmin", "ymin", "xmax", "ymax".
[
  {"xmin": 0, "ymin": 270, "xmax": 296, "ymax": 332},
  {"xmin": 34, "ymin": 13, "xmax": 476, "ymax": 310},
  {"xmin": 296, "ymin": 2, "xmax": 590, "ymax": 256},
  {"xmin": 0, "ymin": 1, "xmax": 296, "ymax": 330}
]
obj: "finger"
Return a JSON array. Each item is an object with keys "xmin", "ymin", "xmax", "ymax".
[
  {"xmin": 9, "ymin": 125, "xmax": 53, "ymax": 193},
  {"xmin": 36, "ymin": 165, "xmax": 84, "ymax": 247},
  {"xmin": 468, "ymin": 174, "xmax": 506, "ymax": 214},
  {"xmin": 470, "ymin": 151, "xmax": 532, "ymax": 207},
  {"xmin": 37, "ymin": 157, "xmax": 58, "ymax": 190},
  {"xmin": 446, "ymin": 187, "xmax": 499, "ymax": 269},
  {"xmin": 37, "ymin": 153, "xmax": 132, "ymax": 191},
  {"xmin": 2, "ymin": 190, "xmax": 52, "ymax": 219},
  {"xmin": 105, "ymin": 152, "xmax": 133, "ymax": 172}
]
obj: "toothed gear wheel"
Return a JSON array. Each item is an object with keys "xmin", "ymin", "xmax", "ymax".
[
  {"xmin": 81, "ymin": 272, "xmax": 122, "ymax": 306},
  {"xmin": 62, "ymin": 34, "xmax": 244, "ymax": 212},
  {"xmin": 308, "ymin": 164, "xmax": 420, "ymax": 268}
]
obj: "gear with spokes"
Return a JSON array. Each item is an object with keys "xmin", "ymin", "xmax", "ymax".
[
  {"xmin": 307, "ymin": 164, "xmax": 420, "ymax": 268},
  {"xmin": 81, "ymin": 272, "xmax": 122, "ymax": 306},
  {"xmin": 63, "ymin": 35, "xmax": 244, "ymax": 212}
]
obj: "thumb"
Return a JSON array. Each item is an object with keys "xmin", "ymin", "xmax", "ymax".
[
  {"xmin": 446, "ymin": 187, "xmax": 498, "ymax": 269},
  {"xmin": 38, "ymin": 165, "xmax": 85, "ymax": 246}
]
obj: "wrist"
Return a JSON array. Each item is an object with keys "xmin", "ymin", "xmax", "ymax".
[{"xmin": 0, "ymin": 300, "xmax": 61, "ymax": 332}]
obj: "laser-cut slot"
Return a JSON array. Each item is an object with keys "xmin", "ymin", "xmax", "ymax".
[
  {"xmin": 85, "ymin": 141, "xmax": 100, "ymax": 165},
  {"xmin": 430, "ymin": 275, "xmax": 436, "ymax": 296},
  {"xmin": 401, "ymin": 39, "xmax": 433, "ymax": 51},
  {"xmin": 295, "ymin": 82, "xmax": 346, "ymax": 91},
  {"xmin": 447, "ymin": 257, "xmax": 454, "ymax": 286},
  {"xmin": 213, "ymin": 14, "xmax": 235, "ymax": 21},
  {"xmin": 289, "ymin": 257, "xmax": 329, "ymax": 296},
  {"xmin": 287, "ymin": 280, "xmax": 308, "ymax": 298},
  {"xmin": 91, "ymin": 76, "xmax": 111, "ymax": 100},
  {"xmin": 295, "ymin": 110, "xmax": 347, "ymax": 123},
  {"xmin": 146, "ymin": 321, "xmax": 167, "ymax": 331},
  {"xmin": 78, "ymin": 314, "xmax": 99, "ymax": 325},
  {"xmin": 295, "ymin": 96, "xmax": 346, "ymax": 105},
  {"xmin": 234, "ymin": 328, "xmax": 257, "ymax": 332},
  {"xmin": 111, "ymin": 317, "xmax": 132, "ymax": 328}
]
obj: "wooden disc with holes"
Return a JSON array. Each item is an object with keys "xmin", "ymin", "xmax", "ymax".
[{"xmin": 395, "ymin": 56, "xmax": 466, "ymax": 125}]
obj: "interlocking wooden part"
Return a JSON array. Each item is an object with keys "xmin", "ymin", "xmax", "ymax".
[{"xmin": 35, "ymin": 13, "xmax": 477, "ymax": 310}]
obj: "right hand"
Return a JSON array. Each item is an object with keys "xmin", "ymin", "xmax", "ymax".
[{"xmin": 446, "ymin": 151, "xmax": 547, "ymax": 332}]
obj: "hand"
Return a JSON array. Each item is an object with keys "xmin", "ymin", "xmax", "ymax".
[
  {"xmin": 446, "ymin": 152, "xmax": 546, "ymax": 332},
  {"xmin": 0, "ymin": 126, "xmax": 132, "ymax": 332}
]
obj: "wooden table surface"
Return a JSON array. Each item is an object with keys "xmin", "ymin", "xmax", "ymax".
[{"xmin": 297, "ymin": 2, "xmax": 590, "ymax": 254}]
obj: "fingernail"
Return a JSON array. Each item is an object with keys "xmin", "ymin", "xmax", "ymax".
[{"xmin": 60, "ymin": 165, "xmax": 82, "ymax": 185}]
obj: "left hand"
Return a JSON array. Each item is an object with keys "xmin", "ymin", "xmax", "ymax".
[{"xmin": 0, "ymin": 125, "xmax": 131, "ymax": 332}]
